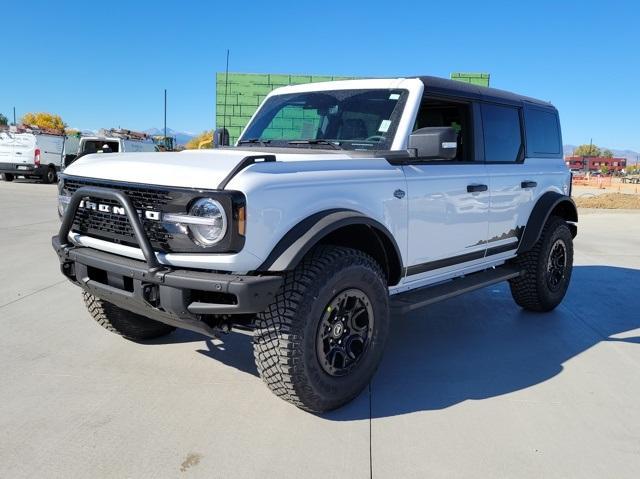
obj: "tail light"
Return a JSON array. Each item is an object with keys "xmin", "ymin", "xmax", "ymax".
[{"xmin": 34, "ymin": 148, "xmax": 41, "ymax": 167}]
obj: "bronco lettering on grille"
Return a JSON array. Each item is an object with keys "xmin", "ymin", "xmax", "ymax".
[{"xmin": 78, "ymin": 200, "xmax": 161, "ymax": 221}]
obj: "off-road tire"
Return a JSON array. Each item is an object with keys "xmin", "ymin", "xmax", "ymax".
[
  {"xmin": 83, "ymin": 292, "xmax": 175, "ymax": 340},
  {"xmin": 253, "ymin": 246, "xmax": 390, "ymax": 413},
  {"xmin": 509, "ymin": 216, "xmax": 574, "ymax": 312},
  {"xmin": 2, "ymin": 173, "xmax": 14, "ymax": 182},
  {"xmin": 42, "ymin": 166, "xmax": 57, "ymax": 184}
]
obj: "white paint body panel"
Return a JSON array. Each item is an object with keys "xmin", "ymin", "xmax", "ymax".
[{"xmin": 402, "ymin": 163, "xmax": 490, "ymax": 266}]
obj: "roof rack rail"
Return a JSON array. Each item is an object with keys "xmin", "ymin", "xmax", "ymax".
[{"xmin": 2, "ymin": 124, "xmax": 66, "ymax": 136}]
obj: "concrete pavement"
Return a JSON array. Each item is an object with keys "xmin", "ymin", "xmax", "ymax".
[{"xmin": 1, "ymin": 180, "xmax": 639, "ymax": 478}]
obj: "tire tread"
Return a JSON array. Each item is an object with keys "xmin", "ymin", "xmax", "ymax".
[
  {"xmin": 253, "ymin": 245, "xmax": 387, "ymax": 412},
  {"xmin": 83, "ymin": 292, "xmax": 175, "ymax": 340}
]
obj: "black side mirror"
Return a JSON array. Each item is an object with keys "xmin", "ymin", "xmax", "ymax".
[{"xmin": 408, "ymin": 126, "xmax": 458, "ymax": 160}]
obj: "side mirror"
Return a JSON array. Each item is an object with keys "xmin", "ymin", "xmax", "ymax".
[{"xmin": 408, "ymin": 126, "xmax": 458, "ymax": 160}]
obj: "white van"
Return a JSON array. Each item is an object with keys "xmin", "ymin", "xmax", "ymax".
[
  {"xmin": 0, "ymin": 127, "xmax": 65, "ymax": 183},
  {"xmin": 65, "ymin": 129, "xmax": 157, "ymax": 167}
]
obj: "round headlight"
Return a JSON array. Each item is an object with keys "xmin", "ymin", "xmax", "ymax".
[{"xmin": 188, "ymin": 198, "xmax": 227, "ymax": 246}]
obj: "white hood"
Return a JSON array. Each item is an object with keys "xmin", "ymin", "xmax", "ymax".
[{"xmin": 63, "ymin": 148, "xmax": 354, "ymax": 189}]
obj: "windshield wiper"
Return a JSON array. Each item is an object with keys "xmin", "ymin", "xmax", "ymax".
[
  {"xmin": 237, "ymin": 138, "xmax": 271, "ymax": 146},
  {"xmin": 287, "ymin": 139, "xmax": 343, "ymax": 150}
]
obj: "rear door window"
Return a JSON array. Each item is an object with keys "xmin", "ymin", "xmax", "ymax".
[
  {"xmin": 481, "ymin": 104, "xmax": 522, "ymax": 162},
  {"xmin": 525, "ymin": 107, "xmax": 562, "ymax": 157}
]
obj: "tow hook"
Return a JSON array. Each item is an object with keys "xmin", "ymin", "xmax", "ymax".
[
  {"xmin": 142, "ymin": 283, "xmax": 160, "ymax": 307},
  {"xmin": 61, "ymin": 260, "xmax": 76, "ymax": 280}
]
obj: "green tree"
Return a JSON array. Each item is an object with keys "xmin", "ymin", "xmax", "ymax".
[
  {"xmin": 573, "ymin": 144, "xmax": 602, "ymax": 157},
  {"xmin": 600, "ymin": 165, "xmax": 610, "ymax": 175},
  {"xmin": 21, "ymin": 112, "xmax": 66, "ymax": 132},
  {"xmin": 601, "ymin": 149, "xmax": 613, "ymax": 158},
  {"xmin": 0, "ymin": 113, "xmax": 7, "ymax": 126}
]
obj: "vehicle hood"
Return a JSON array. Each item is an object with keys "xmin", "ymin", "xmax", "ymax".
[{"xmin": 63, "ymin": 148, "xmax": 360, "ymax": 189}]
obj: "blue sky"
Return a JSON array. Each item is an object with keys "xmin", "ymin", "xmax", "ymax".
[{"xmin": 2, "ymin": 0, "xmax": 639, "ymax": 151}]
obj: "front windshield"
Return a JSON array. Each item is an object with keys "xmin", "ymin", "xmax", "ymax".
[{"xmin": 239, "ymin": 89, "xmax": 408, "ymax": 150}]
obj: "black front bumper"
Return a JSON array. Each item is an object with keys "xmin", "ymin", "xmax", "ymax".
[
  {"xmin": 0, "ymin": 162, "xmax": 48, "ymax": 176},
  {"xmin": 53, "ymin": 236, "xmax": 283, "ymax": 336},
  {"xmin": 53, "ymin": 185, "xmax": 283, "ymax": 337}
]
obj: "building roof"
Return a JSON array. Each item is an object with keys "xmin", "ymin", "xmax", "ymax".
[{"xmin": 416, "ymin": 76, "xmax": 555, "ymax": 108}]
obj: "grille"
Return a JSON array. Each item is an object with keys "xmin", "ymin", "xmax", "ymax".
[{"xmin": 64, "ymin": 179, "xmax": 174, "ymax": 250}]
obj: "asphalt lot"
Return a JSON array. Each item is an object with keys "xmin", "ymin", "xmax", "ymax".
[{"xmin": 1, "ymin": 180, "xmax": 639, "ymax": 478}]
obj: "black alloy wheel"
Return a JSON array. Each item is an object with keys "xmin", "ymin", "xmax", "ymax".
[
  {"xmin": 316, "ymin": 288, "xmax": 374, "ymax": 377},
  {"xmin": 546, "ymin": 238, "xmax": 567, "ymax": 292}
]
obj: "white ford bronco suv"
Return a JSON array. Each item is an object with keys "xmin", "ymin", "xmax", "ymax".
[{"xmin": 53, "ymin": 76, "xmax": 577, "ymax": 412}]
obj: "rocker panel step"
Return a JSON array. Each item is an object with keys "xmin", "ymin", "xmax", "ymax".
[{"xmin": 391, "ymin": 266, "xmax": 522, "ymax": 314}]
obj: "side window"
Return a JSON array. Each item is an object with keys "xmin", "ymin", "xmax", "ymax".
[
  {"xmin": 525, "ymin": 107, "xmax": 561, "ymax": 157},
  {"xmin": 481, "ymin": 103, "xmax": 522, "ymax": 162},
  {"xmin": 413, "ymin": 99, "xmax": 473, "ymax": 161},
  {"xmin": 261, "ymin": 105, "xmax": 322, "ymax": 141}
]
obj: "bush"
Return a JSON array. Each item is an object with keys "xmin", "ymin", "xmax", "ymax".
[
  {"xmin": 185, "ymin": 130, "xmax": 213, "ymax": 149},
  {"xmin": 21, "ymin": 112, "xmax": 66, "ymax": 132}
]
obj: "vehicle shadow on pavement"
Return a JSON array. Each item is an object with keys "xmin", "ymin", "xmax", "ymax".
[
  {"xmin": 328, "ymin": 265, "xmax": 640, "ymax": 421},
  {"xmin": 144, "ymin": 328, "xmax": 259, "ymax": 377}
]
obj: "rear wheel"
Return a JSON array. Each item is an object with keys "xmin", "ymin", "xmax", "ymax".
[
  {"xmin": 42, "ymin": 166, "xmax": 57, "ymax": 184},
  {"xmin": 1, "ymin": 173, "xmax": 14, "ymax": 182},
  {"xmin": 83, "ymin": 292, "xmax": 175, "ymax": 340},
  {"xmin": 253, "ymin": 246, "xmax": 390, "ymax": 413},
  {"xmin": 509, "ymin": 216, "xmax": 574, "ymax": 312}
]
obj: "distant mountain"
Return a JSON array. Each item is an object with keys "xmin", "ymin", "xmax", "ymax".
[
  {"xmin": 564, "ymin": 144, "xmax": 639, "ymax": 162},
  {"xmin": 144, "ymin": 128, "xmax": 195, "ymax": 146}
]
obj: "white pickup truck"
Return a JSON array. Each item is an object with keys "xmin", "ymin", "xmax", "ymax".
[
  {"xmin": 64, "ymin": 129, "xmax": 157, "ymax": 167},
  {"xmin": 53, "ymin": 76, "xmax": 577, "ymax": 412}
]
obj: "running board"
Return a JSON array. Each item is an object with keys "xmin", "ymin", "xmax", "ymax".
[{"xmin": 391, "ymin": 266, "xmax": 522, "ymax": 314}]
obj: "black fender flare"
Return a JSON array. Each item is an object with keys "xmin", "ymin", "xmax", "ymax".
[
  {"xmin": 258, "ymin": 209, "xmax": 403, "ymax": 283},
  {"xmin": 518, "ymin": 192, "xmax": 578, "ymax": 254}
]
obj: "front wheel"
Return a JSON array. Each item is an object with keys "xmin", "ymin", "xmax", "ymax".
[
  {"xmin": 83, "ymin": 292, "xmax": 176, "ymax": 340},
  {"xmin": 509, "ymin": 216, "xmax": 574, "ymax": 312},
  {"xmin": 253, "ymin": 246, "xmax": 390, "ymax": 413}
]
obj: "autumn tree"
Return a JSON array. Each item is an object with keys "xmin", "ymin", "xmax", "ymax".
[
  {"xmin": 0, "ymin": 113, "xmax": 7, "ymax": 126},
  {"xmin": 185, "ymin": 130, "xmax": 214, "ymax": 149},
  {"xmin": 21, "ymin": 112, "xmax": 66, "ymax": 132},
  {"xmin": 573, "ymin": 144, "xmax": 601, "ymax": 157}
]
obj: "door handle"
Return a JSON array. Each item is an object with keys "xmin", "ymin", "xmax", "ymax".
[
  {"xmin": 467, "ymin": 184, "xmax": 488, "ymax": 193},
  {"xmin": 521, "ymin": 180, "xmax": 537, "ymax": 189}
]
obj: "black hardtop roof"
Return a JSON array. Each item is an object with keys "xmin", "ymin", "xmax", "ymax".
[{"xmin": 415, "ymin": 76, "xmax": 555, "ymax": 109}]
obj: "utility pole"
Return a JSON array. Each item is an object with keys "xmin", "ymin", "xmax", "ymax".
[
  {"xmin": 222, "ymin": 49, "xmax": 230, "ymax": 140},
  {"xmin": 12, "ymin": 107, "xmax": 16, "ymax": 125},
  {"xmin": 164, "ymin": 89, "xmax": 167, "ymax": 139}
]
